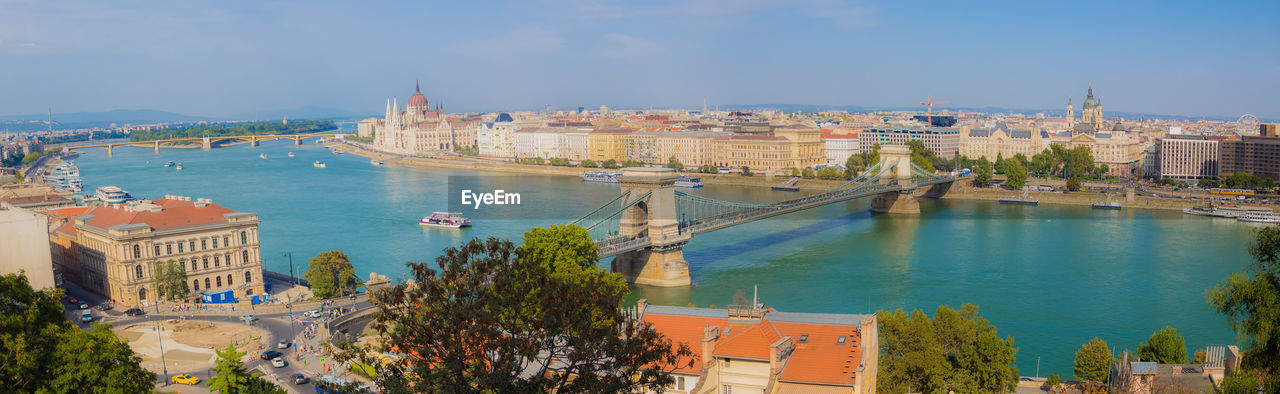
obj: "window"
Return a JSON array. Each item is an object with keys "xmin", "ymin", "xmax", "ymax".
[
  {"xmin": 201, "ymin": 239, "xmax": 207, "ymax": 250},
  {"xmin": 135, "ymin": 265, "xmax": 143, "ymax": 279},
  {"xmin": 216, "ymin": 276, "xmax": 222, "ymax": 287},
  {"xmin": 189, "ymin": 240, "xmax": 195, "ymax": 251},
  {"xmin": 242, "ymin": 251, "xmax": 250, "ymax": 264},
  {"xmin": 798, "ymin": 334, "xmax": 809, "ymax": 343},
  {"xmin": 240, "ymin": 231, "xmax": 248, "ymax": 245},
  {"xmin": 154, "ymin": 245, "xmax": 160, "ymax": 256},
  {"xmin": 177, "ymin": 243, "xmax": 183, "ymax": 253},
  {"xmin": 212, "ymin": 238, "xmax": 218, "ymax": 248},
  {"xmin": 245, "ymin": 271, "xmax": 252, "ymax": 283},
  {"xmin": 227, "ymin": 274, "xmax": 233, "ymax": 286},
  {"xmin": 677, "ymin": 377, "xmax": 686, "ymax": 391},
  {"xmin": 167, "ymin": 244, "xmax": 173, "ymax": 254},
  {"xmin": 214, "ymin": 256, "xmax": 220, "ymax": 267},
  {"xmin": 836, "ymin": 336, "xmax": 847, "ymax": 345},
  {"xmin": 203, "ymin": 257, "xmax": 209, "ymax": 270},
  {"xmin": 133, "ymin": 245, "xmax": 141, "ymax": 259},
  {"xmin": 224, "ymin": 236, "xmax": 229, "ymax": 247},
  {"xmin": 722, "ymin": 384, "xmax": 731, "ymax": 394},
  {"xmin": 204, "ymin": 278, "xmax": 210, "ymax": 289},
  {"xmin": 193, "ymin": 279, "xmax": 199, "ymax": 291},
  {"xmin": 226, "ymin": 254, "xmax": 232, "ymax": 266},
  {"xmin": 189, "ymin": 260, "xmax": 196, "ymax": 271}
]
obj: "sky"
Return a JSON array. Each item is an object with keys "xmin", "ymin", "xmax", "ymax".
[{"xmin": 2, "ymin": 0, "xmax": 1278, "ymax": 119}]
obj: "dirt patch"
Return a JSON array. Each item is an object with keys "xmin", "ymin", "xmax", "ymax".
[{"xmin": 115, "ymin": 320, "xmax": 271, "ymax": 374}]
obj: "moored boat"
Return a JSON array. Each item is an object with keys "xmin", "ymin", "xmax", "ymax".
[
  {"xmin": 1092, "ymin": 194, "xmax": 1122, "ymax": 210},
  {"xmin": 370, "ymin": 159, "xmax": 384, "ymax": 166},
  {"xmin": 164, "ymin": 160, "xmax": 175, "ymax": 167},
  {"xmin": 998, "ymin": 190, "xmax": 1038, "ymax": 205},
  {"xmin": 419, "ymin": 212, "xmax": 471, "ymax": 228},
  {"xmin": 95, "ymin": 186, "xmax": 135, "ymax": 204},
  {"xmin": 260, "ymin": 153, "xmax": 268, "ymax": 159},
  {"xmin": 175, "ymin": 162, "xmax": 183, "ymax": 171},
  {"xmin": 1237, "ymin": 212, "xmax": 1280, "ymax": 223},
  {"xmin": 313, "ymin": 161, "xmax": 326, "ymax": 168},
  {"xmin": 675, "ymin": 175, "xmax": 704, "ymax": 188},
  {"xmin": 288, "ymin": 152, "xmax": 295, "ymax": 158},
  {"xmin": 581, "ymin": 171, "xmax": 622, "ymax": 183}
]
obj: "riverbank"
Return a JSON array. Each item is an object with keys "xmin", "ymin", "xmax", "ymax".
[{"xmin": 327, "ymin": 141, "xmax": 1274, "ymax": 213}]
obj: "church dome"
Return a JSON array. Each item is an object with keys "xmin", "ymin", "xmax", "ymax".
[
  {"xmin": 1083, "ymin": 97, "xmax": 1099, "ymax": 109},
  {"xmin": 1112, "ymin": 123, "xmax": 1125, "ymax": 131},
  {"xmin": 408, "ymin": 81, "xmax": 428, "ymax": 108}
]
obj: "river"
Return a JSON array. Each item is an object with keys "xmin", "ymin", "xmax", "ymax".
[{"xmin": 71, "ymin": 139, "xmax": 1261, "ymax": 377}]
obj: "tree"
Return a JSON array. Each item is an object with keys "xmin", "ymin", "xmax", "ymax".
[
  {"xmin": 1073, "ymin": 337, "xmax": 1112, "ymax": 382},
  {"xmin": 601, "ymin": 159, "xmax": 619, "ymax": 169},
  {"xmin": 816, "ymin": 167, "xmax": 842, "ymax": 179},
  {"xmin": 664, "ymin": 156, "xmax": 683, "ymax": 171},
  {"xmin": 877, "ymin": 304, "xmax": 1018, "ymax": 393},
  {"xmin": 0, "ymin": 273, "xmax": 155, "ymax": 392},
  {"xmin": 994, "ymin": 153, "xmax": 1006, "ymax": 174},
  {"xmin": 207, "ymin": 344, "xmax": 282, "ymax": 393},
  {"xmin": 1066, "ymin": 177, "xmax": 1082, "ymax": 191},
  {"xmin": 154, "ymin": 261, "xmax": 190, "ymax": 301},
  {"xmin": 579, "ymin": 159, "xmax": 597, "ymax": 168},
  {"xmin": 1030, "ymin": 150, "xmax": 1055, "ymax": 176},
  {"xmin": 1045, "ymin": 373, "xmax": 1061, "ymax": 391},
  {"xmin": 1136, "ymin": 326, "xmax": 1186, "ymax": 364},
  {"xmin": 1225, "ymin": 171, "xmax": 1255, "ymax": 188},
  {"xmin": 844, "ymin": 154, "xmax": 866, "ymax": 177},
  {"xmin": 1012, "ymin": 153, "xmax": 1030, "ymax": 170},
  {"xmin": 620, "ymin": 159, "xmax": 645, "ymax": 167},
  {"xmin": 21, "ymin": 152, "xmax": 40, "ymax": 164},
  {"xmin": 801, "ymin": 168, "xmax": 816, "ymax": 178},
  {"xmin": 341, "ymin": 227, "xmax": 692, "ymax": 392},
  {"xmin": 1207, "ymin": 224, "xmax": 1280, "ymax": 372},
  {"xmin": 973, "ymin": 157, "xmax": 993, "ymax": 186},
  {"xmin": 1097, "ymin": 164, "xmax": 1110, "ymax": 179},
  {"xmin": 303, "ymin": 250, "xmax": 359, "ymax": 298},
  {"xmin": 1192, "ymin": 348, "xmax": 1206, "ymax": 364},
  {"xmin": 1005, "ymin": 160, "xmax": 1028, "ymax": 190}
]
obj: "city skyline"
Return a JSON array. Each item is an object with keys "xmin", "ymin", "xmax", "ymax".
[{"xmin": 2, "ymin": 0, "xmax": 1278, "ymax": 119}]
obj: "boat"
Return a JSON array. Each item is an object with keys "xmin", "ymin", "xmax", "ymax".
[
  {"xmin": 581, "ymin": 171, "xmax": 622, "ymax": 183},
  {"xmin": 998, "ymin": 189, "xmax": 1038, "ymax": 205},
  {"xmin": 331, "ymin": 149, "xmax": 344, "ymax": 155},
  {"xmin": 1182, "ymin": 206, "xmax": 1216, "ymax": 216},
  {"xmin": 175, "ymin": 162, "xmax": 183, "ymax": 171},
  {"xmin": 313, "ymin": 161, "xmax": 326, "ymax": 168},
  {"xmin": 288, "ymin": 152, "xmax": 295, "ymax": 158},
  {"xmin": 94, "ymin": 186, "xmax": 134, "ymax": 204},
  {"xmin": 260, "ymin": 153, "xmax": 268, "ymax": 159},
  {"xmin": 1092, "ymin": 194, "xmax": 1122, "ymax": 210},
  {"xmin": 419, "ymin": 212, "xmax": 472, "ymax": 229},
  {"xmin": 370, "ymin": 159, "xmax": 384, "ymax": 166},
  {"xmin": 772, "ymin": 177, "xmax": 801, "ymax": 191},
  {"xmin": 164, "ymin": 161, "xmax": 175, "ymax": 167},
  {"xmin": 675, "ymin": 175, "xmax": 703, "ymax": 188},
  {"xmin": 1238, "ymin": 212, "xmax": 1280, "ymax": 223}
]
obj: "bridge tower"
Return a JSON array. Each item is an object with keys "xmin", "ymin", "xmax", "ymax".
[
  {"xmin": 153, "ymin": 140, "xmax": 160, "ymax": 153},
  {"xmin": 106, "ymin": 144, "xmax": 114, "ymax": 157},
  {"xmin": 870, "ymin": 145, "xmax": 920, "ymax": 214},
  {"xmin": 201, "ymin": 137, "xmax": 212, "ymax": 150},
  {"xmin": 610, "ymin": 167, "xmax": 692, "ymax": 287},
  {"xmin": 250, "ymin": 135, "xmax": 259, "ymax": 147}
]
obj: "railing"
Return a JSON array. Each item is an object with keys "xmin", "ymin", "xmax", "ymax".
[{"xmin": 594, "ymin": 235, "xmax": 650, "ymax": 258}]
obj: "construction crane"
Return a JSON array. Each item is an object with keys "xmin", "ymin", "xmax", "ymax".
[{"xmin": 918, "ymin": 96, "xmax": 949, "ymax": 127}]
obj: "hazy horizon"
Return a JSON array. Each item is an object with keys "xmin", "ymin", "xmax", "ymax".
[{"xmin": 3, "ymin": 1, "xmax": 1278, "ymax": 119}]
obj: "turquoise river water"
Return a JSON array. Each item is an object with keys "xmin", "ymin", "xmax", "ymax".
[{"xmin": 69, "ymin": 140, "xmax": 1264, "ymax": 377}]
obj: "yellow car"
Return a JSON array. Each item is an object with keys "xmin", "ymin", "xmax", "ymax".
[{"xmin": 170, "ymin": 374, "xmax": 200, "ymax": 385}]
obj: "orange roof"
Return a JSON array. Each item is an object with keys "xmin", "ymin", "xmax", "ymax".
[
  {"xmin": 46, "ymin": 206, "xmax": 92, "ymax": 219},
  {"xmin": 78, "ymin": 199, "xmax": 239, "ymax": 232},
  {"xmin": 713, "ymin": 320, "xmax": 781, "ymax": 360},
  {"xmin": 772, "ymin": 321, "xmax": 863, "ymax": 385}
]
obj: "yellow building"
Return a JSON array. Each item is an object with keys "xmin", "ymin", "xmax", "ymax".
[
  {"xmin": 773, "ymin": 125, "xmax": 826, "ymax": 168},
  {"xmin": 959, "ymin": 123, "xmax": 1047, "ymax": 160},
  {"xmin": 588, "ymin": 128, "xmax": 633, "ymax": 161},
  {"xmin": 51, "ymin": 196, "xmax": 266, "ymax": 307},
  {"xmin": 655, "ymin": 131, "xmax": 731, "ymax": 167}
]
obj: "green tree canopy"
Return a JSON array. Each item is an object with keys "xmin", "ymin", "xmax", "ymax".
[
  {"xmin": 21, "ymin": 152, "xmax": 40, "ymax": 164},
  {"xmin": 154, "ymin": 261, "xmax": 190, "ymax": 301},
  {"xmin": 1066, "ymin": 177, "xmax": 1082, "ymax": 191},
  {"xmin": 1137, "ymin": 326, "xmax": 1187, "ymax": 364},
  {"xmin": 341, "ymin": 228, "xmax": 692, "ymax": 392},
  {"xmin": 0, "ymin": 273, "xmax": 155, "ymax": 392},
  {"xmin": 1004, "ymin": 160, "xmax": 1028, "ymax": 190},
  {"xmin": 664, "ymin": 156, "xmax": 683, "ymax": 171},
  {"xmin": 601, "ymin": 159, "xmax": 620, "ymax": 169},
  {"xmin": 801, "ymin": 168, "xmax": 816, "ymax": 178},
  {"xmin": 579, "ymin": 159, "xmax": 597, "ymax": 168},
  {"xmin": 973, "ymin": 157, "xmax": 993, "ymax": 186},
  {"xmin": 1073, "ymin": 337, "xmax": 1113, "ymax": 382},
  {"xmin": 877, "ymin": 304, "xmax": 1018, "ymax": 393},
  {"xmin": 1207, "ymin": 225, "xmax": 1280, "ymax": 372},
  {"xmin": 304, "ymin": 250, "xmax": 360, "ymax": 298},
  {"xmin": 207, "ymin": 344, "xmax": 283, "ymax": 393}
]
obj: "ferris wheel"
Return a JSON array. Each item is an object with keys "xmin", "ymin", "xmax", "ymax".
[{"xmin": 1237, "ymin": 114, "xmax": 1260, "ymax": 135}]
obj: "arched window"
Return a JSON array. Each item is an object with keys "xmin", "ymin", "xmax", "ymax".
[
  {"xmin": 135, "ymin": 265, "xmax": 143, "ymax": 279},
  {"xmin": 193, "ymin": 279, "xmax": 200, "ymax": 291},
  {"xmin": 245, "ymin": 271, "xmax": 252, "ymax": 283},
  {"xmin": 216, "ymin": 276, "xmax": 222, "ymax": 288},
  {"xmin": 204, "ymin": 278, "xmax": 210, "ymax": 289},
  {"xmin": 242, "ymin": 251, "xmax": 250, "ymax": 264},
  {"xmin": 227, "ymin": 274, "xmax": 233, "ymax": 286},
  {"xmin": 240, "ymin": 231, "xmax": 248, "ymax": 245},
  {"xmin": 138, "ymin": 287, "xmax": 147, "ymax": 302},
  {"xmin": 133, "ymin": 245, "xmax": 141, "ymax": 259}
]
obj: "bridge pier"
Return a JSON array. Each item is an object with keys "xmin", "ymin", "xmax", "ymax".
[
  {"xmin": 611, "ymin": 167, "xmax": 692, "ymax": 287},
  {"xmin": 153, "ymin": 140, "xmax": 160, "ymax": 153},
  {"xmin": 294, "ymin": 138, "xmax": 302, "ymax": 145},
  {"xmin": 106, "ymin": 145, "xmax": 114, "ymax": 157},
  {"xmin": 201, "ymin": 137, "xmax": 212, "ymax": 150},
  {"xmin": 871, "ymin": 190, "xmax": 920, "ymax": 214},
  {"xmin": 870, "ymin": 145, "xmax": 920, "ymax": 215}
]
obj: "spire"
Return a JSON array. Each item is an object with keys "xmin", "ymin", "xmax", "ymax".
[
  {"xmin": 1087, "ymin": 84, "xmax": 1094, "ymax": 98},
  {"xmin": 416, "ymin": 80, "xmax": 420, "ymax": 93}
]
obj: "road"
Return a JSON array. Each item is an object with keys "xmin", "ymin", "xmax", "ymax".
[{"xmin": 60, "ymin": 283, "xmax": 373, "ymax": 393}]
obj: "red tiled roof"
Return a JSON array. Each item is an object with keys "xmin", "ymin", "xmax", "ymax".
[
  {"xmin": 773, "ymin": 321, "xmax": 863, "ymax": 385},
  {"xmin": 714, "ymin": 320, "xmax": 781, "ymax": 360},
  {"xmin": 80, "ymin": 199, "xmax": 238, "ymax": 232}
]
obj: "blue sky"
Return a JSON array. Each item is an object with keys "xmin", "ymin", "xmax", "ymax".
[{"xmin": 2, "ymin": 0, "xmax": 1278, "ymax": 118}]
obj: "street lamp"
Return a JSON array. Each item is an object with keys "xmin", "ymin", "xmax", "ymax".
[
  {"xmin": 155, "ymin": 321, "xmax": 169, "ymax": 385},
  {"xmin": 284, "ymin": 252, "xmax": 295, "ymax": 286}
]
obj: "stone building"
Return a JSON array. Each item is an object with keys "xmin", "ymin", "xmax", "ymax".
[
  {"xmin": 0, "ymin": 204, "xmax": 56, "ymax": 289},
  {"xmin": 49, "ymin": 196, "xmax": 265, "ymax": 307},
  {"xmin": 367, "ymin": 82, "xmax": 477, "ymax": 155}
]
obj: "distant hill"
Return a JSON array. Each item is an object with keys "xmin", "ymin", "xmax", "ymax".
[
  {"xmin": 0, "ymin": 109, "xmax": 214, "ymax": 123},
  {"xmin": 232, "ymin": 106, "xmax": 366, "ymax": 121},
  {"xmin": 714, "ymin": 104, "xmax": 1270, "ymax": 123}
]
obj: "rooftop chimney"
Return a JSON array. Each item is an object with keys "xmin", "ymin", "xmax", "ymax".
[{"xmin": 701, "ymin": 326, "xmax": 721, "ymax": 367}]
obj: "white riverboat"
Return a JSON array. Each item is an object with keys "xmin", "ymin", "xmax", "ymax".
[
  {"xmin": 313, "ymin": 161, "xmax": 327, "ymax": 168},
  {"xmin": 675, "ymin": 175, "xmax": 703, "ymax": 188},
  {"xmin": 581, "ymin": 171, "xmax": 622, "ymax": 183},
  {"xmin": 370, "ymin": 159, "xmax": 384, "ymax": 166},
  {"xmin": 419, "ymin": 212, "xmax": 471, "ymax": 229},
  {"xmin": 260, "ymin": 153, "xmax": 268, "ymax": 159},
  {"xmin": 287, "ymin": 152, "xmax": 295, "ymax": 158},
  {"xmin": 175, "ymin": 162, "xmax": 183, "ymax": 171},
  {"xmin": 95, "ymin": 186, "xmax": 135, "ymax": 204},
  {"xmin": 1237, "ymin": 212, "xmax": 1280, "ymax": 224}
]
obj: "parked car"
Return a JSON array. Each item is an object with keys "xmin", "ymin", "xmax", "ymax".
[
  {"xmin": 271, "ymin": 358, "xmax": 287, "ymax": 368},
  {"xmin": 277, "ymin": 340, "xmax": 289, "ymax": 349},
  {"xmin": 292, "ymin": 373, "xmax": 309, "ymax": 384},
  {"xmin": 170, "ymin": 374, "xmax": 201, "ymax": 385},
  {"xmin": 304, "ymin": 310, "xmax": 321, "ymax": 318},
  {"xmin": 67, "ymin": 297, "xmax": 78, "ymax": 304},
  {"xmin": 124, "ymin": 308, "xmax": 145, "ymax": 316},
  {"xmin": 260, "ymin": 350, "xmax": 282, "ymax": 360},
  {"xmin": 80, "ymin": 310, "xmax": 92, "ymax": 323},
  {"xmin": 97, "ymin": 304, "xmax": 111, "ymax": 311},
  {"xmin": 240, "ymin": 314, "xmax": 258, "ymax": 322},
  {"xmin": 78, "ymin": 302, "xmax": 88, "ymax": 310}
]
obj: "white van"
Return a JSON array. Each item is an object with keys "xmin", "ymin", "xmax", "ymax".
[{"xmin": 81, "ymin": 310, "xmax": 93, "ymax": 323}]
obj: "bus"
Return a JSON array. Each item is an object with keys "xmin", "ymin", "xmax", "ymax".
[{"xmin": 1210, "ymin": 188, "xmax": 1255, "ymax": 196}]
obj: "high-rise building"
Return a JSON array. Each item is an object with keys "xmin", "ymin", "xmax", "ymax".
[
  {"xmin": 859, "ymin": 127, "xmax": 960, "ymax": 158},
  {"xmin": 1219, "ymin": 135, "xmax": 1280, "ymax": 180},
  {"xmin": 1156, "ymin": 136, "xmax": 1219, "ymax": 180},
  {"xmin": 1260, "ymin": 123, "xmax": 1279, "ymax": 138}
]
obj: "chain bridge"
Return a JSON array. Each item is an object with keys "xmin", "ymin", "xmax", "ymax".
[
  {"xmin": 569, "ymin": 145, "xmax": 957, "ymax": 287},
  {"xmin": 64, "ymin": 133, "xmax": 344, "ymax": 156}
]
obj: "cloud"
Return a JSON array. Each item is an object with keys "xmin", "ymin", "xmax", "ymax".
[{"xmin": 597, "ymin": 34, "xmax": 664, "ymax": 59}]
